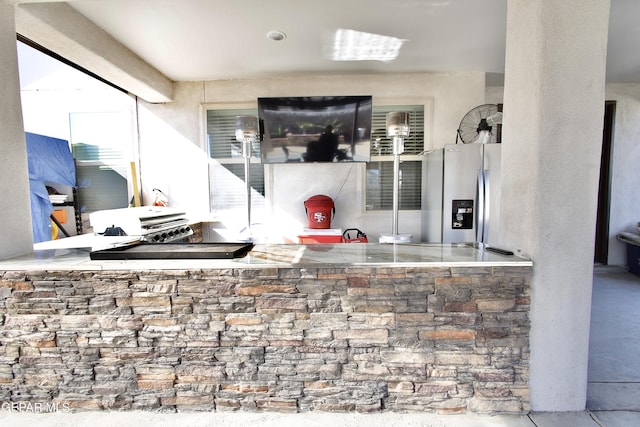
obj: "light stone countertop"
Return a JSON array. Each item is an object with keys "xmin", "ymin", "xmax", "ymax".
[{"xmin": 0, "ymin": 242, "xmax": 532, "ymax": 271}]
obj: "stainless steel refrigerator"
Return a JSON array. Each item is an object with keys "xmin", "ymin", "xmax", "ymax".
[{"xmin": 421, "ymin": 143, "xmax": 501, "ymax": 244}]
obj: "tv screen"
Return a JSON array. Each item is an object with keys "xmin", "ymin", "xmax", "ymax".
[{"xmin": 258, "ymin": 96, "xmax": 372, "ymax": 163}]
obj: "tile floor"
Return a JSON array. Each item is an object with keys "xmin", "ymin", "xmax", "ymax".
[{"xmin": 587, "ymin": 267, "xmax": 640, "ymax": 426}]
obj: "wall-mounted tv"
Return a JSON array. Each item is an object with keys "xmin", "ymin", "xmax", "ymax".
[{"xmin": 258, "ymin": 96, "xmax": 372, "ymax": 164}]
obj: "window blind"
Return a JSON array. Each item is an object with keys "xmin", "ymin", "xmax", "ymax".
[
  {"xmin": 206, "ymin": 104, "xmax": 424, "ymax": 213},
  {"xmin": 366, "ymin": 161, "xmax": 422, "ymax": 210},
  {"xmin": 366, "ymin": 105, "xmax": 424, "ymax": 210},
  {"xmin": 206, "ymin": 109, "xmax": 265, "ymax": 215},
  {"xmin": 207, "ymin": 109, "xmax": 262, "ymax": 160},
  {"xmin": 69, "ymin": 111, "xmax": 133, "ymax": 213},
  {"xmin": 370, "ymin": 105, "xmax": 425, "ymax": 156}
]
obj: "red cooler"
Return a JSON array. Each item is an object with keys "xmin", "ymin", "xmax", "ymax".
[{"xmin": 304, "ymin": 195, "xmax": 334, "ymax": 229}]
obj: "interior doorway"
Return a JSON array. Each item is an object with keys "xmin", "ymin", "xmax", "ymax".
[{"xmin": 594, "ymin": 101, "xmax": 616, "ymax": 265}]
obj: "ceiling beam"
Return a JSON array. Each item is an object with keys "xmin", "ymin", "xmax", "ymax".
[{"xmin": 15, "ymin": 2, "xmax": 174, "ymax": 103}]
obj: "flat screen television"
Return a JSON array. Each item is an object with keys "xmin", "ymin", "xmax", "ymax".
[{"xmin": 258, "ymin": 96, "xmax": 372, "ymax": 163}]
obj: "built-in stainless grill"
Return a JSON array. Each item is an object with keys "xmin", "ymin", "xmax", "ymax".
[{"xmin": 89, "ymin": 207, "xmax": 193, "ymax": 243}]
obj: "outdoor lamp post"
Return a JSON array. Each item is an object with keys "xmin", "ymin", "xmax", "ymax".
[
  {"xmin": 386, "ymin": 111, "xmax": 410, "ymax": 239},
  {"xmin": 235, "ymin": 115, "xmax": 259, "ymax": 237}
]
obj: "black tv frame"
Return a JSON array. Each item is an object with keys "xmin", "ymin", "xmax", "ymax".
[{"xmin": 258, "ymin": 96, "xmax": 372, "ymax": 164}]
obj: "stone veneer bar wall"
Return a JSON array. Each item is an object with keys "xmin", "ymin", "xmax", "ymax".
[{"xmin": 0, "ymin": 265, "xmax": 530, "ymax": 414}]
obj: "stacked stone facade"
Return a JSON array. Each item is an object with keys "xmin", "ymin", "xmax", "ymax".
[{"xmin": 0, "ymin": 265, "xmax": 530, "ymax": 414}]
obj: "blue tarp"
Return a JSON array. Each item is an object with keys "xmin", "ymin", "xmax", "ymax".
[{"xmin": 25, "ymin": 132, "xmax": 76, "ymax": 243}]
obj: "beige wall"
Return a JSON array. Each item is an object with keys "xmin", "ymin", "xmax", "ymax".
[{"xmin": 138, "ymin": 73, "xmax": 486, "ymax": 241}]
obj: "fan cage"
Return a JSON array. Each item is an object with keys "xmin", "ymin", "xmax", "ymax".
[{"xmin": 456, "ymin": 104, "xmax": 501, "ymax": 144}]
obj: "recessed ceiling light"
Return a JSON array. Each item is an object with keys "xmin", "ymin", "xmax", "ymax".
[
  {"xmin": 331, "ymin": 29, "xmax": 406, "ymax": 62},
  {"xmin": 267, "ymin": 30, "xmax": 287, "ymax": 41}
]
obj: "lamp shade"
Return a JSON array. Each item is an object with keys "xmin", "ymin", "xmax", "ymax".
[
  {"xmin": 386, "ymin": 112, "xmax": 410, "ymax": 137},
  {"xmin": 235, "ymin": 115, "xmax": 259, "ymax": 142}
]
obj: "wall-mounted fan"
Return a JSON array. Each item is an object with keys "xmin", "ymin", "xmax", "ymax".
[{"xmin": 456, "ymin": 104, "xmax": 503, "ymax": 144}]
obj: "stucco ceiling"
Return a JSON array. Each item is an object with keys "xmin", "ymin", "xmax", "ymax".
[{"xmin": 41, "ymin": 0, "xmax": 640, "ymax": 84}]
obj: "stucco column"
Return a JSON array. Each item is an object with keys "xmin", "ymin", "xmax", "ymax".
[
  {"xmin": 500, "ymin": 0, "xmax": 610, "ymax": 411},
  {"xmin": 0, "ymin": 1, "xmax": 33, "ymax": 258}
]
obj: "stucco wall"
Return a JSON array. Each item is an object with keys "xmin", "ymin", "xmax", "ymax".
[
  {"xmin": 499, "ymin": 0, "xmax": 609, "ymax": 411},
  {"xmin": 138, "ymin": 73, "xmax": 486, "ymax": 242},
  {"xmin": 0, "ymin": 2, "xmax": 33, "ymax": 259}
]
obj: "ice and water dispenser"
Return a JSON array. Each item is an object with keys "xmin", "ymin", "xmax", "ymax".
[{"xmin": 452, "ymin": 199, "xmax": 474, "ymax": 229}]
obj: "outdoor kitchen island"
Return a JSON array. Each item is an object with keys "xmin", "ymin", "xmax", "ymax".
[{"xmin": 0, "ymin": 243, "xmax": 532, "ymax": 415}]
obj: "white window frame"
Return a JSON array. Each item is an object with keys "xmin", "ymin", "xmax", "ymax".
[{"xmin": 363, "ymin": 97, "xmax": 434, "ymax": 212}]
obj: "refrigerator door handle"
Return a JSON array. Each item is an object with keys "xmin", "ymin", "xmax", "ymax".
[
  {"xmin": 483, "ymin": 169, "xmax": 490, "ymax": 243},
  {"xmin": 476, "ymin": 169, "xmax": 485, "ymax": 242}
]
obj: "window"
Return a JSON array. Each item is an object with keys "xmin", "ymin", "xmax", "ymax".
[
  {"xmin": 206, "ymin": 108, "xmax": 265, "ymax": 217},
  {"xmin": 205, "ymin": 104, "xmax": 425, "ymax": 215},
  {"xmin": 366, "ymin": 105, "xmax": 424, "ymax": 210},
  {"xmin": 70, "ymin": 111, "xmax": 136, "ymax": 212},
  {"xmin": 18, "ymin": 39, "xmax": 138, "ymax": 235}
]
